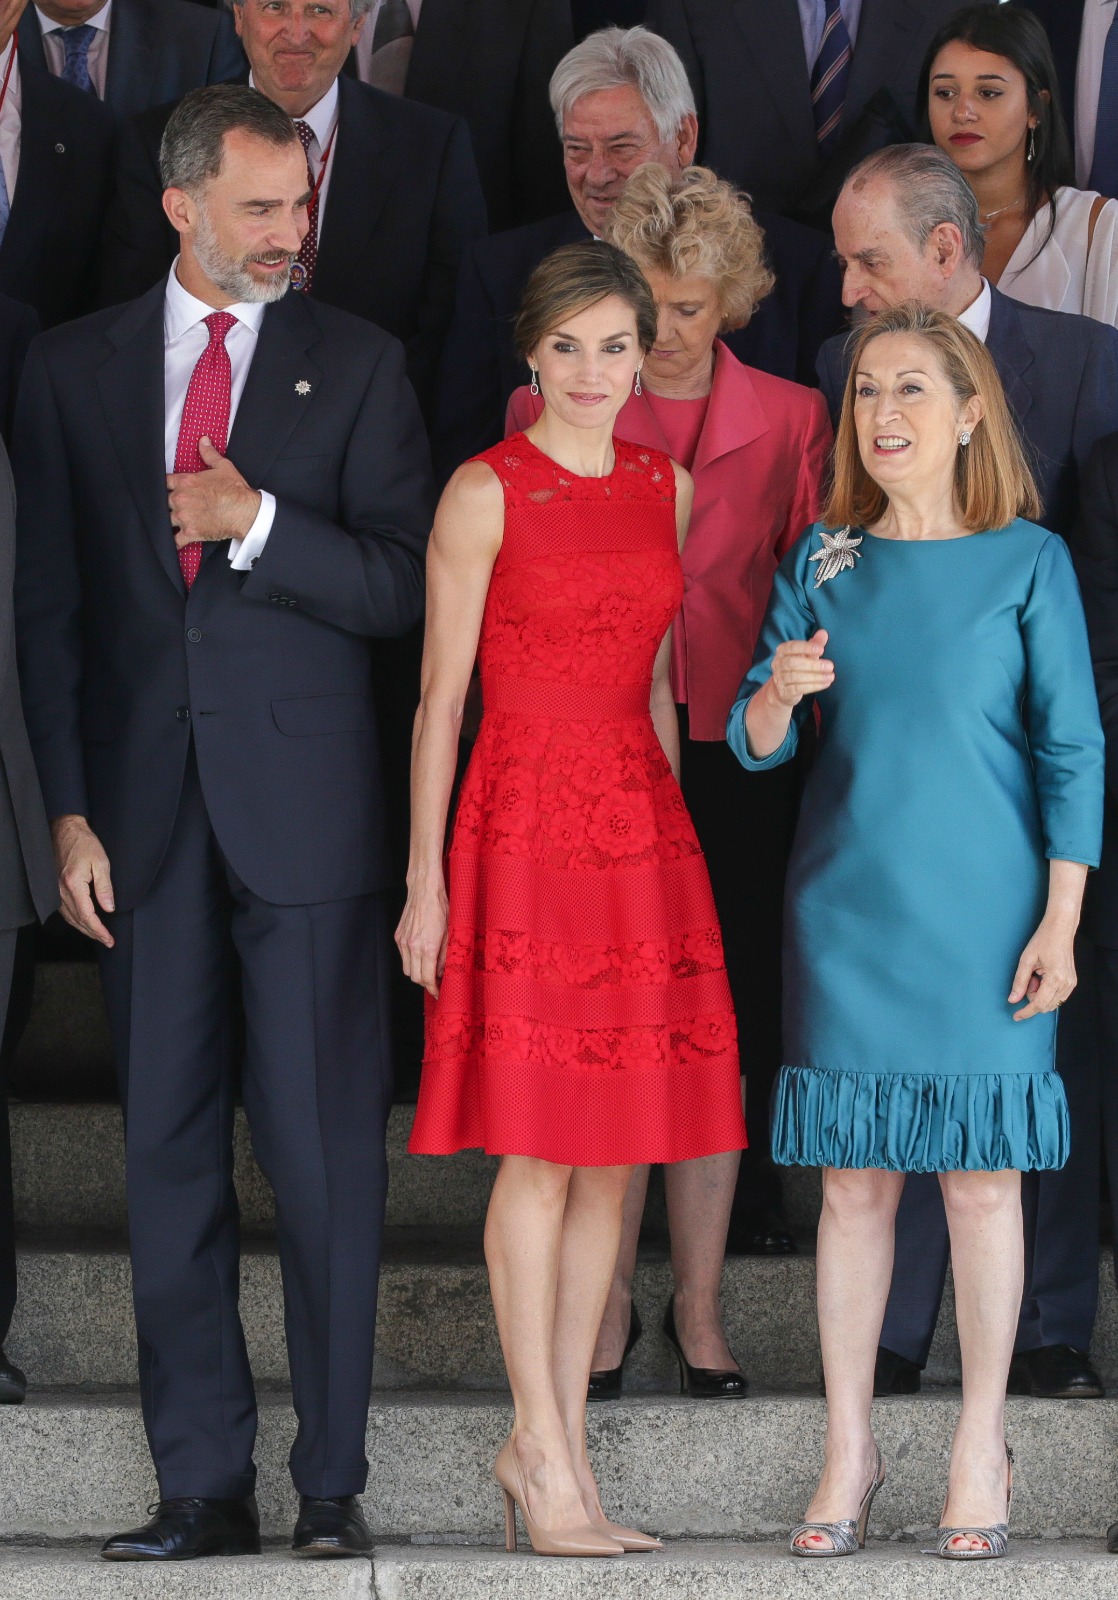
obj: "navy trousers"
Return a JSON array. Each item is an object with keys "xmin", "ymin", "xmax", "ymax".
[
  {"xmin": 98, "ymin": 753, "xmax": 391, "ymax": 1499},
  {"xmin": 881, "ymin": 936, "xmax": 1101, "ymax": 1364}
]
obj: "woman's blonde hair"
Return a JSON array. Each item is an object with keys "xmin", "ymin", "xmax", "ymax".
[
  {"xmin": 823, "ymin": 302, "xmax": 1042, "ymax": 532},
  {"xmin": 603, "ymin": 163, "xmax": 774, "ymax": 332}
]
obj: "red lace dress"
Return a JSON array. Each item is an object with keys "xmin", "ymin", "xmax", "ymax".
[{"xmin": 408, "ymin": 434, "xmax": 747, "ymax": 1165}]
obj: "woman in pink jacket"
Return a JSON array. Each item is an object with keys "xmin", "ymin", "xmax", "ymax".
[{"xmin": 508, "ymin": 164, "xmax": 832, "ymax": 1396}]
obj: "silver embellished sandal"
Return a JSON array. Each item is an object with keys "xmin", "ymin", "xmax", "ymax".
[
  {"xmin": 931, "ymin": 1445, "xmax": 1013, "ymax": 1560},
  {"xmin": 789, "ymin": 1447, "xmax": 885, "ymax": 1557}
]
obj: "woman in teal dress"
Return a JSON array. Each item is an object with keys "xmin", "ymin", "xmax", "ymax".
[{"xmin": 728, "ymin": 303, "xmax": 1104, "ymax": 1561}]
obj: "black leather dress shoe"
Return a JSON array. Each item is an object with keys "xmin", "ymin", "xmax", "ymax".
[
  {"xmin": 725, "ymin": 1211, "xmax": 798, "ymax": 1256},
  {"xmin": 292, "ymin": 1495, "xmax": 372, "ymax": 1557},
  {"xmin": 1008, "ymin": 1344, "xmax": 1105, "ymax": 1398},
  {"xmin": 874, "ymin": 1345, "xmax": 921, "ymax": 1396},
  {"xmin": 100, "ymin": 1497, "xmax": 260, "ymax": 1560},
  {"xmin": 588, "ymin": 1303, "xmax": 642, "ymax": 1401},
  {"xmin": 0, "ymin": 1347, "xmax": 26, "ymax": 1404}
]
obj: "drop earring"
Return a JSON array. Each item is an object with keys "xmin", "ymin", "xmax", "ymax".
[
  {"xmin": 529, "ymin": 368, "xmax": 539, "ymax": 396},
  {"xmin": 1027, "ymin": 126, "xmax": 1036, "ymax": 163},
  {"xmin": 634, "ymin": 367, "xmax": 643, "ymax": 397}
]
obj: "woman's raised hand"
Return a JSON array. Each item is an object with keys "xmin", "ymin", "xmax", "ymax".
[{"xmin": 769, "ymin": 629, "xmax": 835, "ymax": 707}]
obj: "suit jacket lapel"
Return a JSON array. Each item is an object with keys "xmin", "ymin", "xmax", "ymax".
[
  {"xmin": 1, "ymin": 69, "xmax": 69, "ymax": 288},
  {"xmin": 844, "ymin": 0, "xmax": 922, "ymax": 131},
  {"xmin": 692, "ymin": 341, "xmax": 769, "ymax": 475},
  {"xmin": 95, "ymin": 281, "xmax": 184, "ymax": 594},
  {"xmin": 15, "ymin": 12, "xmax": 48, "ymax": 75},
  {"xmin": 104, "ymin": 0, "xmax": 159, "ymax": 116},
  {"xmin": 314, "ymin": 76, "xmax": 391, "ymax": 297},
  {"xmin": 730, "ymin": 0, "xmax": 816, "ymax": 159},
  {"xmin": 224, "ymin": 293, "xmax": 324, "ymax": 495},
  {"xmin": 986, "ymin": 287, "xmax": 1035, "ymax": 430}
]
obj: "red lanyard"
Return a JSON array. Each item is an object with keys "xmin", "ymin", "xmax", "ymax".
[
  {"xmin": 0, "ymin": 32, "xmax": 19, "ymax": 121},
  {"xmin": 307, "ymin": 121, "xmax": 338, "ymax": 210}
]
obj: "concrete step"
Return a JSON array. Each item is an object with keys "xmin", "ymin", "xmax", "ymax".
[
  {"xmin": 1, "ymin": 1543, "xmax": 1117, "ymax": 1600},
  {"xmin": 2, "ymin": 1543, "xmax": 1118, "ymax": 1600},
  {"xmin": 8, "ymin": 1101, "xmax": 824, "ymax": 1237},
  {"xmin": 0, "ymin": 1392, "xmax": 1116, "ymax": 1543},
  {"xmin": 8, "ymin": 1236, "xmax": 1118, "ymax": 1393}
]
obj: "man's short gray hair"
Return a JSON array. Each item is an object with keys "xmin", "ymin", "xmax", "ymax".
[
  {"xmin": 845, "ymin": 144, "xmax": 986, "ymax": 268},
  {"xmin": 226, "ymin": 0, "xmax": 376, "ymax": 19},
  {"xmin": 549, "ymin": 26, "xmax": 695, "ymax": 142},
  {"xmin": 160, "ymin": 84, "xmax": 300, "ymax": 193}
]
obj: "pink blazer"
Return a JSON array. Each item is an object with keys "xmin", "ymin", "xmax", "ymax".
[{"xmin": 506, "ymin": 339, "xmax": 832, "ymax": 740}]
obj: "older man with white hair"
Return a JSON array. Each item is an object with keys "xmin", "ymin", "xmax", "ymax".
[{"xmin": 433, "ymin": 23, "xmax": 843, "ymax": 479}]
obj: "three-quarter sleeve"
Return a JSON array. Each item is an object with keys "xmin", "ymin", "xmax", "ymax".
[
  {"xmin": 726, "ymin": 532, "xmax": 819, "ymax": 771},
  {"xmin": 1022, "ymin": 534, "xmax": 1106, "ymax": 866}
]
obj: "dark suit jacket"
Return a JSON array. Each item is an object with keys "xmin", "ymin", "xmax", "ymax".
[
  {"xmin": 18, "ymin": 0, "xmax": 244, "ymax": 119},
  {"xmin": 1074, "ymin": 431, "xmax": 1118, "ymax": 946},
  {"xmin": 644, "ymin": 0, "xmax": 995, "ymax": 217},
  {"xmin": 0, "ymin": 295, "xmax": 38, "ymax": 447},
  {"xmin": 12, "ymin": 282, "xmax": 432, "ymax": 911},
  {"xmin": 433, "ymin": 205, "xmax": 844, "ymax": 482},
  {"xmin": 99, "ymin": 74, "xmax": 487, "ymax": 412},
  {"xmin": 1019, "ymin": 0, "xmax": 1083, "ymax": 161},
  {"xmin": 816, "ymin": 287, "xmax": 1118, "ymax": 538},
  {"xmin": 378, "ymin": 0, "xmax": 572, "ymax": 231},
  {"xmin": 0, "ymin": 65, "xmax": 115, "ymax": 328}
]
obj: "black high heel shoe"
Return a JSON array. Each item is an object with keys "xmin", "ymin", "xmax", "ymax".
[
  {"xmin": 662, "ymin": 1296, "xmax": 748, "ymax": 1398},
  {"xmin": 587, "ymin": 1304, "xmax": 642, "ymax": 1401}
]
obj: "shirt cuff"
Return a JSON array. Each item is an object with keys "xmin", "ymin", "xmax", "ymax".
[{"xmin": 228, "ymin": 491, "xmax": 276, "ymax": 570}]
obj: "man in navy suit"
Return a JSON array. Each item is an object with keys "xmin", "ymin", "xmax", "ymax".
[
  {"xmin": 817, "ymin": 144, "xmax": 1118, "ymax": 1402},
  {"xmin": 14, "ymin": 86, "xmax": 431, "ymax": 1560},
  {"xmin": 99, "ymin": 0, "xmax": 486, "ymax": 415},
  {"xmin": 0, "ymin": 1, "xmax": 115, "ymax": 327},
  {"xmin": 434, "ymin": 24, "xmax": 844, "ymax": 483},
  {"xmin": 18, "ymin": 0, "xmax": 243, "ymax": 118}
]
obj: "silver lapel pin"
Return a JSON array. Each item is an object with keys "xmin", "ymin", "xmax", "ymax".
[{"xmin": 295, "ymin": 379, "xmax": 312, "ymax": 396}]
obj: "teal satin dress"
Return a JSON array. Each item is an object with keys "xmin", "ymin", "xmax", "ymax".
[{"xmin": 728, "ymin": 520, "xmax": 1104, "ymax": 1173}]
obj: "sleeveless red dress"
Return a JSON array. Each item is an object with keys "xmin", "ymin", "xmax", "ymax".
[{"xmin": 409, "ymin": 434, "xmax": 747, "ymax": 1165}]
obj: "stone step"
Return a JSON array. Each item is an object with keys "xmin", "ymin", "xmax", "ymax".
[
  {"xmin": 1, "ymin": 1543, "xmax": 1117, "ymax": 1600},
  {"xmin": 8, "ymin": 1101, "xmax": 824, "ymax": 1236},
  {"xmin": 0, "ymin": 1392, "xmax": 1115, "ymax": 1544},
  {"xmin": 8, "ymin": 1237, "xmax": 1118, "ymax": 1393}
]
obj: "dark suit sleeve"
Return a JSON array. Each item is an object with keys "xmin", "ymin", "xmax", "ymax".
[
  {"xmin": 510, "ymin": 0, "xmax": 573, "ymax": 224},
  {"xmin": 1075, "ymin": 436, "xmax": 1118, "ymax": 807},
  {"xmin": 207, "ymin": 9, "xmax": 247, "ymax": 85},
  {"xmin": 643, "ymin": 0, "xmax": 706, "ymax": 130},
  {"xmin": 815, "ymin": 339, "xmax": 844, "ymax": 427},
  {"xmin": 406, "ymin": 115, "xmax": 488, "ymax": 414},
  {"xmin": 3, "ymin": 302, "xmax": 40, "ymax": 447},
  {"xmin": 11, "ymin": 340, "xmax": 89, "ymax": 821},
  {"xmin": 99, "ymin": 114, "xmax": 175, "ymax": 307},
  {"xmin": 240, "ymin": 336, "xmax": 432, "ymax": 637},
  {"xmin": 1071, "ymin": 324, "xmax": 1118, "ymax": 486},
  {"xmin": 431, "ymin": 240, "xmax": 504, "ymax": 484}
]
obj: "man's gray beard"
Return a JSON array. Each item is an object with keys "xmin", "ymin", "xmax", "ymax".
[{"xmin": 193, "ymin": 206, "xmax": 292, "ymax": 304}]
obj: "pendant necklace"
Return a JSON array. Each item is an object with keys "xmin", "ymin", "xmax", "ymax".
[{"xmin": 980, "ymin": 196, "xmax": 1025, "ymax": 223}]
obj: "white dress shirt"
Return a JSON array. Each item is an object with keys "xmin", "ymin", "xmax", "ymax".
[
  {"xmin": 34, "ymin": 0, "xmax": 112, "ymax": 98},
  {"xmin": 957, "ymin": 278, "xmax": 993, "ymax": 345},
  {"xmin": 251, "ymin": 73, "xmax": 339, "ymax": 244},
  {"xmin": 1075, "ymin": 0, "xmax": 1118, "ymax": 189},
  {"xmin": 164, "ymin": 262, "xmax": 276, "ymax": 570},
  {"xmin": 0, "ymin": 38, "xmax": 22, "ymax": 204},
  {"xmin": 354, "ymin": 0, "xmax": 422, "ymax": 88}
]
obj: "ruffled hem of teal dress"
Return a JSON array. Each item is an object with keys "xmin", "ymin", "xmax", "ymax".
[{"xmin": 771, "ymin": 1066, "xmax": 1070, "ymax": 1172}]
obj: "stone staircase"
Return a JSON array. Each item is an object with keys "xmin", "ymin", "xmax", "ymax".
[{"xmin": 3, "ymin": 962, "xmax": 1118, "ymax": 1595}]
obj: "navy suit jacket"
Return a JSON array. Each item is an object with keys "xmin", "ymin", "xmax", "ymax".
[
  {"xmin": 433, "ymin": 206, "xmax": 843, "ymax": 482},
  {"xmin": 0, "ymin": 65, "xmax": 115, "ymax": 327},
  {"xmin": 816, "ymin": 287, "xmax": 1118, "ymax": 538},
  {"xmin": 18, "ymin": 0, "xmax": 244, "ymax": 119},
  {"xmin": 0, "ymin": 294, "xmax": 38, "ymax": 447},
  {"xmin": 99, "ymin": 74, "xmax": 487, "ymax": 412},
  {"xmin": 644, "ymin": 0, "xmax": 995, "ymax": 217},
  {"xmin": 1073, "ymin": 430, "xmax": 1118, "ymax": 947},
  {"xmin": 12, "ymin": 282, "xmax": 433, "ymax": 911}
]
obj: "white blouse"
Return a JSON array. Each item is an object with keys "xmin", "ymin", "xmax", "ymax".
[{"xmin": 998, "ymin": 186, "xmax": 1118, "ymax": 328}]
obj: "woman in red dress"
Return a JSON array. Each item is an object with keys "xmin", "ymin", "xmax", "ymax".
[{"xmin": 397, "ymin": 241, "xmax": 746, "ymax": 1557}]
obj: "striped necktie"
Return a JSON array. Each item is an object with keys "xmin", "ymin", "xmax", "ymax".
[{"xmin": 811, "ymin": 0, "xmax": 852, "ymax": 157}]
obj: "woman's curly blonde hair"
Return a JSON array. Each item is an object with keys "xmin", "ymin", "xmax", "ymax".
[{"xmin": 604, "ymin": 164, "xmax": 775, "ymax": 332}]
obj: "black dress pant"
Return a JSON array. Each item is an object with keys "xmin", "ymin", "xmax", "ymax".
[
  {"xmin": 677, "ymin": 710, "xmax": 803, "ymax": 1211},
  {"xmin": 0, "ymin": 926, "xmax": 18, "ymax": 1345},
  {"xmin": 880, "ymin": 935, "xmax": 1102, "ymax": 1364},
  {"xmin": 98, "ymin": 753, "xmax": 391, "ymax": 1500}
]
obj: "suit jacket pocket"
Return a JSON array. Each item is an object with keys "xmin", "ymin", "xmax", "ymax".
[{"xmin": 271, "ymin": 693, "xmax": 374, "ymax": 736}]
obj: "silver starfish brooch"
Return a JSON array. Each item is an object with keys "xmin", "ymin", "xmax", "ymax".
[{"xmin": 809, "ymin": 526, "xmax": 863, "ymax": 588}]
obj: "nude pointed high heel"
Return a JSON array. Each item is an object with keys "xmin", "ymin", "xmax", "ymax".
[
  {"xmin": 594, "ymin": 1518, "xmax": 662, "ymax": 1552},
  {"xmin": 493, "ymin": 1441, "xmax": 624, "ymax": 1557}
]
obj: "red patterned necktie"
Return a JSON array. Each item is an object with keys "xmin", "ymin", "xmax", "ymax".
[
  {"xmin": 174, "ymin": 310, "xmax": 236, "ymax": 589},
  {"xmin": 293, "ymin": 119, "xmax": 319, "ymax": 291}
]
